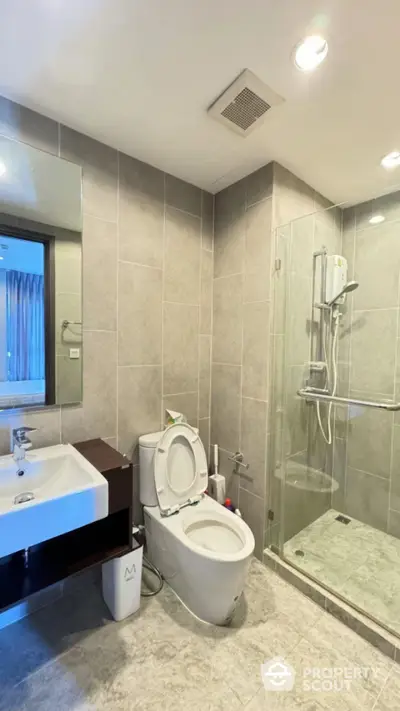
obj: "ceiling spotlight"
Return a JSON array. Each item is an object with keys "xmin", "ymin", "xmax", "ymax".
[
  {"xmin": 369, "ymin": 214, "xmax": 385, "ymax": 225},
  {"xmin": 294, "ymin": 35, "xmax": 328, "ymax": 72},
  {"xmin": 381, "ymin": 151, "xmax": 400, "ymax": 170}
]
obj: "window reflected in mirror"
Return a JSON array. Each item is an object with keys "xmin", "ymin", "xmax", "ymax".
[{"xmin": 0, "ymin": 233, "xmax": 46, "ymax": 408}]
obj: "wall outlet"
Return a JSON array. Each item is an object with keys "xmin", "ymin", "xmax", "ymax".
[{"xmin": 69, "ymin": 348, "xmax": 80, "ymax": 359}]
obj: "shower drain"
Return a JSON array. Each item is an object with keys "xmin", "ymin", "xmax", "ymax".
[{"xmin": 294, "ymin": 549, "xmax": 305, "ymax": 557}]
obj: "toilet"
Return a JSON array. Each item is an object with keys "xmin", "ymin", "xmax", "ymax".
[{"xmin": 139, "ymin": 423, "xmax": 255, "ymax": 625}]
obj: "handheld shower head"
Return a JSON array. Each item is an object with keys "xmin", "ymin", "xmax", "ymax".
[{"xmin": 327, "ymin": 280, "xmax": 359, "ymax": 307}]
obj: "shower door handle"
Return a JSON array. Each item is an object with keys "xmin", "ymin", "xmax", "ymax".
[{"xmin": 297, "ymin": 388, "xmax": 400, "ymax": 411}]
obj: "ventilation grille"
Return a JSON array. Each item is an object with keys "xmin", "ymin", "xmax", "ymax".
[
  {"xmin": 221, "ymin": 87, "xmax": 271, "ymax": 131},
  {"xmin": 208, "ymin": 69, "xmax": 284, "ymax": 137}
]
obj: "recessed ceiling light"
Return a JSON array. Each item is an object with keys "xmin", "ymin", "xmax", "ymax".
[
  {"xmin": 369, "ymin": 214, "xmax": 385, "ymax": 225},
  {"xmin": 0, "ymin": 161, "xmax": 6, "ymax": 177},
  {"xmin": 294, "ymin": 35, "xmax": 328, "ymax": 72},
  {"xmin": 381, "ymin": 151, "xmax": 400, "ymax": 169}
]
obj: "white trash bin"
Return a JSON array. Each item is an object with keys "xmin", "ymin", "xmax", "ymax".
[{"xmin": 102, "ymin": 533, "xmax": 143, "ymax": 621}]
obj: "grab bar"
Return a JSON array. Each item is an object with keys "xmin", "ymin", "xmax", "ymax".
[{"xmin": 297, "ymin": 388, "xmax": 400, "ymax": 411}]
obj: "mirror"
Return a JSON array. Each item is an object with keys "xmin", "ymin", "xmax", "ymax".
[{"xmin": 0, "ymin": 136, "xmax": 82, "ymax": 409}]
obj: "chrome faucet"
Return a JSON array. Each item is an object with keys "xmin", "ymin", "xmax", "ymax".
[{"xmin": 12, "ymin": 426, "xmax": 37, "ymax": 474}]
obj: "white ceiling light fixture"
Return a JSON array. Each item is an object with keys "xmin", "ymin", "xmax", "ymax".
[
  {"xmin": 369, "ymin": 214, "xmax": 385, "ymax": 225},
  {"xmin": 381, "ymin": 151, "xmax": 400, "ymax": 170},
  {"xmin": 294, "ymin": 35, "xmax": 328, "ymax": 72}
]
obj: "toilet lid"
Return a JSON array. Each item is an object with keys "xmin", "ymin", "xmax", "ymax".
[{"xmin": 154, "ymin": 423, "xmax": 208, "ymax": 515}]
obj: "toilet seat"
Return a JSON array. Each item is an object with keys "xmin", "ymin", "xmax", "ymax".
[
  {"xmin": 154, "ymin": 423, "xmax": 208, "ymax": 515},
  {"xmin": 145, "ymin": 495, "xmax": 255, "ymax": 563},
  {"xmin": 183, "ymin": 510, "xmax": 245, "ymax": 555}
]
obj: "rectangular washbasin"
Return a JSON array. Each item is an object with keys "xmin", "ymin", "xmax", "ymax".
[{"xmin": 0, "ymin": 443, "xmax": 108, "ymax": 558}]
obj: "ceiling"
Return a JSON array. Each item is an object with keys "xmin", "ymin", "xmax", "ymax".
[{"xmin": 0, "ymin": 0, "xmax": 400, "ymax": 205}]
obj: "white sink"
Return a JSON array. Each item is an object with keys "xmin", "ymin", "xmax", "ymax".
[{"xmin": 0, "ymin": 443, "xmax": 109, "ymax": 558}]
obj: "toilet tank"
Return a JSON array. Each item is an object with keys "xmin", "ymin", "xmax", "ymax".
[
  {"xmin": 139, "ymin": 430, "xmax": 163, "ymax": 507},
  {"xmin": 138, "ymin": 426, "xmax": 200, "ymax": 507}
]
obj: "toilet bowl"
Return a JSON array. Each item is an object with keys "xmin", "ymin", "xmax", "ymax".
[{"xmin": 139, "ymin": 423, "xmax": 255, "ymax": 625}]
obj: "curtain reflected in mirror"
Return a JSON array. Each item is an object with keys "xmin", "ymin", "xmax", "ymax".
[{"xmin": 0, "ymin": 235, "xmax": 45, "ymax": 407}]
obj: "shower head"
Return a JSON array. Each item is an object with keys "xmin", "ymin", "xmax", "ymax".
[{"xmin": 327, "ymin": 280, "xmax": 359, "ymax": 307}]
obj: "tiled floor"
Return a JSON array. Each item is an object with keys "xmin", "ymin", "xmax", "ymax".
[
  {"xmin": 285, "ymin": 509, "xmax": 400, "ymax": 637},
  {"xmin": 0, "ymin": 557, "xmax": 398, "ymax": 710}
]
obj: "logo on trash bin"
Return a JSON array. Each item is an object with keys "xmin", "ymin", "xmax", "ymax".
[
  {"xmin": 124, "ymin": 564, "xmax": 136, "ymax": 581},
  {"xmin": 261, "ymin": 657, "xmax": 295, "ymax": 691}
]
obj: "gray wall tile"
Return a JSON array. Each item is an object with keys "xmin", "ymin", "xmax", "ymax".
[
  {"xmin": 82, "ymin": 214, "xmax": 117, "ymax": 330},
  {"xmin": 350, "ymin": 309, "xmax": 397, "ymax": 395},
  {"xmin": 119, "ymin": 152, "xmax": 164, "ymax": 202},
  {"xmin": 61, "ymin": 331, "xmax": 117, "ymax": 442},
  {"xmin": 246, "ymin": 163, "xmax": 273, "ymax": 207},
  {"xmin": 211, "ymin": 363, "xmax": 241, "ymax": 453},
  {"xmin": 285, "ymin": 365, "xmax": 309, "ymax": 456},
  {"xmin": 60, "ymin": 126, "xmax": 118, "ymax": 222},
  {"xmin": 290, "ymin": 213, "xmax": 314, "ymax": 274},
  {"xmin": 273, "ymin": 162, "xmax": 316, "ymax": 228},
  {"xmin": 199, "ymin": 417, "xmax": 210, "ymax": 464},
  {"xmin": 119, "ymin": 195, "xmax": 164, "ymax": 269},
  {"xmin": 286, "ymin": 274, "xmax": 312, "ymax": 367},
  {"xmin": 118, "ymin": 153, "xmax": 164, "ymax": 268},
  {"xmin": 332, "ymin": 437, "xmax": 347, "ymax": 511},
  {"xmin": 347, "ymin": 405, "xmax": 392, "ymax": 479},
  {"xmin": 345, "ymin": 467, "xmax": 389, "ymax": 533},
  {"xmin": 165, "ymin": 174, "xmax": 201, "ymax": 216},
  {"xmin": 372, "ymin": 190, "xmax": 400, "ymax": 224},
  {"xmin": 214, "ymin": 181, "xmax": 246, "ymax": 278},
  {"xmin": 244, "ymin": 198, "xmax": 272, "ymax": 303},
  {"xmin": 200, "ymin": 249, "xmax": 213, "ymax": 335},
  {"xmin": 390, "ymin": 425, "xmax": 400, "ymax": 511},
  {"xmin": 354, "ymin": 222, "xmax": 400, "ymax": 310},
  {"xmin": 163, "ymin": 302, "xmax": 199, "ymax": 394},
  {"xmin": 199, "ymin": 335, "xmax": 211, "ymax": 419},
  {"xmin": 118, "ymin": 365, "xmax": 162, "ymax": 461},
  {"xmin": 164, "ymin": 207, "xmax": 201, "ymax": 304},
  {"xmin": 201, "ymin": 191, "xmax": 214, "ymax": 251},
  {"xmin": 118, "ymin": 262, "xmax": 162, "ymax": 366},
  {"xmin": 240, "ymin": 397, "xmax": 268, "ymax": 499},
  {"xmin": 213, "ymin": 274, "xmax": 243, "ymax": 365},
  {"xmin": 242, "ymin": 301, "xmax": 270, "ymax": 400}
]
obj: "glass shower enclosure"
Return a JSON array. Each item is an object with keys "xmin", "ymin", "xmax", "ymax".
[{"xmin": 267, "ymin": 197, "xmax": 400, "ymax": 638}]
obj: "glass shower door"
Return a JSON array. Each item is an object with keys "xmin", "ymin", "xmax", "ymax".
[{"xmin": 267, "ymin": 204, "xmax": 400, "ymax": 639}]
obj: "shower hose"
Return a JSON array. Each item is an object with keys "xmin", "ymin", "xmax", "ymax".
[{"xmin": 316, "ymin": 308, "xmax": 341, "ymax": 445}]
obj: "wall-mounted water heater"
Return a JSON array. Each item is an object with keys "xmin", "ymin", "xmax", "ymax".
[{"xmin": 325, "ymin": 255, "xmax": 348, "ymax": 305}]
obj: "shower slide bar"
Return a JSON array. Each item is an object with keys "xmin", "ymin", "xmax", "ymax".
[{"xmin": 297, "ymin": 388, "xmax": 400, "ymax": 411}]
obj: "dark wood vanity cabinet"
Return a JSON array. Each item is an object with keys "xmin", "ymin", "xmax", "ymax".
[{"xmin": 0, "ymin": 439, "xmax": 133, "ymax": 613}]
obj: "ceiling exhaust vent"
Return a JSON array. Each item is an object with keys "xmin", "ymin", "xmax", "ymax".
[{"xmin": 208, "ymin": 69, "xmax": 284, "ymax": 137}]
